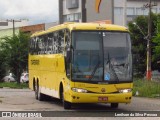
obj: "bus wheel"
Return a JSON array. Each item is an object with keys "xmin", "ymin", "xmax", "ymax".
[
  {"xmin": 111, "ymin": 103, "xmax": 119, "ymax": 108},
  {"xmin": 35, "ymin": 82, "xmax": 44, "ymax": 101},
  {"xmin": 35, "ymin": 82, "xmax": 38, "ymax": 100},
  {"xmin": 63, "ymin": 100, "xmax": 71, "ymax": 109},
  {"xmin": 60, "ymin": 89, "xmax": 71, "ymax": 109}
]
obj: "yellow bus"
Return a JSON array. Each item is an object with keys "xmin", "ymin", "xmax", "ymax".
[{"xmin": 29, "ymin": 22, "xmax": 133, "ymax": 109}]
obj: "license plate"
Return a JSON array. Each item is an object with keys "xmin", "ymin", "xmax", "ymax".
[{"xmin": 98, "ymin": 97, "xmax": 108, "ymax": 101}]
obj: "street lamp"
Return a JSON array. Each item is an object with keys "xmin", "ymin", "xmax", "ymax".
[
  {"xmin": 133, "ymin": 12, "xmax": 152, "ymax": 81},
  {"xmin": 132, "ymin": 0, "xmax": 153, "ymax": 81},
  {"xmin": 133, "ymin": 22, "xmax": 147, "ymax": 38},
  {"xmin": 133, "ymin": 21, "xmax": 151, "ymax": 80}
]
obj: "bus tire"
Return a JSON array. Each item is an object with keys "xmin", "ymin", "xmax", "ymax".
[
  {"xmin": 60, "ymin": 86, "xmax": 71, "ymax": 109},
  {"xmin": 33, "ymin": 80, "xmax": 35, "ymax": 91},
  {"xmin": 35, "ymin": 82, "xmax": 38, "ymax": 100},
  {"xmin": 63, "ymin": 100, "xmax": 71, "ymax": 109},
  {"xmin": 35, "ymin": 82, "xmax": 45, "ymax": 101},
  {"xmin": 111, "ymin": 103, "xmax": 119, "ymax": 108}
]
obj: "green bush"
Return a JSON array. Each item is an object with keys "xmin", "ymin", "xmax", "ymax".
[
  {"xmin": 0, "ymin": 82, "xmax": 28, "ymax": 89},
  {"xmin": 133, "ymin": 79, "xmax": 160, "ymax": 98}
]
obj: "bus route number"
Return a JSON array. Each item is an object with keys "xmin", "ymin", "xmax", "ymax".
[{"xmin": 31, "ymin": 60, "xmax": 40, "ymax": 65}]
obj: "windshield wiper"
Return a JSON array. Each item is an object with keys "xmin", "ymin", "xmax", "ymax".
[
  {"xmin": 88, "ymin": 61, "xmax": 100, "ymax": 81},
  {"xmin": 114, "ymin": 63, "xmax": 125, "ymax": 67},
  {"xmin": 104, "ymin": 53, "xmax": 119, "ymax": 81}
]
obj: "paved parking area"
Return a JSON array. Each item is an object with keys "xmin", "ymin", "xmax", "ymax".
[{"xmin": 0, "ymin": 88, "xmax": 160, "ymax": 119}]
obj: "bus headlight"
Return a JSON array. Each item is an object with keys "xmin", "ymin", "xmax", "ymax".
[
  {"xmin": 119, "ymin": 89, "xmax": 132, "ymax": 93},
  {"xmin": 72, "ymin": 88, "xmax": 88, "ymax": 93}
]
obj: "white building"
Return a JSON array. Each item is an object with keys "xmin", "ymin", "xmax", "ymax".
[
  {"xmin": 59, "ymin": 0, "xmax": 113, "ymax": 24},
  {"xmin": 59, "ymin": 0, "xmax": 160, "ymax": 26},
  {"xmin": 114, "ymin": 0, "xmax": 160, "ymax": 26}
]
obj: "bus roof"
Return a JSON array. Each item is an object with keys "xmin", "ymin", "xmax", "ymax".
[{"xmin": 31, "ymin": 22, "xmax": 128, "ymax": 37}]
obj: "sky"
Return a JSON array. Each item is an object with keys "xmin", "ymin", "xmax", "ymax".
[{"xmin": 0, "ymin": 0, "xmax": 59, "ymax": 25}]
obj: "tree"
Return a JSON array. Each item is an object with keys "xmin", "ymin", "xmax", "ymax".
[
  {"xmin": 0, "ymin": 51, "xmax": 7, "ymax": 81},
  {"xmin": 0, "ymin": 32, "xmax": 30, "ymax": 83},
  {"xmin": 152, "ymin": 33, "xmax": 160, "ymax": 71},
  {"xmin": 128, "ymin": 13, "xmax": 159, "ymax": 77}
]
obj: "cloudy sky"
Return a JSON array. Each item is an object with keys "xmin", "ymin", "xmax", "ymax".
[{"xmin": 0, "ymin": 0, "xmax": 59, "ymax": 25}]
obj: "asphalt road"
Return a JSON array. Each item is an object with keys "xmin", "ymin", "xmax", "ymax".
[{"xmin": 0, "ymin": 88, "xmax": 160, "ymax": 119}]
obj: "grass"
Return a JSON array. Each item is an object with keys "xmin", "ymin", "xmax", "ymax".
[
  {"xmin": 133, "ymin": 79, "xmax": 160, "ymax": 98},
  {"xmin": 0, "ymin": 82, "xmax": 29, "ymax": 89}
]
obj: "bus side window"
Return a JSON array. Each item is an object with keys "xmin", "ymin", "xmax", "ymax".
[
  {"xmin": 57, "ymin": 30, "xmax": 65, "ymax": 53},
  {"xmin": 51, "ymin": 33, "xmax": 55, "ymax": 54},
  {"xmin": 54, "ymin": 32, "xmax": 58, "ymax": 54},
  {"xmin": 31, "ymin": 38, "xmax": 35, "ymax": 55},
  {"xmin": 29, "ymin": 38, "xmax": 34, "ymax": 55},
  {"xmin": 34, "ymin": 37, "xmax": 38, "ymax": 55},
  {"xmin": 38, "ymin": 36, "xmax": 44, "ymax": 55},
  {"xmin": 65, "ymin": 29, "xmax": 71, "ymax": 52},
  {"xmin": 36, "ymin": 36, "xmax": 41, "ymax": 55},
  {"xmin": 43, "ymin": 35, "xmax": 48, "ymax": 54},
  {"xmin": 52, "ymin": 33, "xmax": 57, "ymax": 54},
  {"xmin": 47, "ymin": 33, "xmax": 54, "ymax": 54},
  {"xmin": 65, "ymin": 29, "xmax": 71, "ymax": 78}
]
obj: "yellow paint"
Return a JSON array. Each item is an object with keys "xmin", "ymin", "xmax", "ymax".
[{"xmin": 31, "ymin": 23, "xmax": 128, "ymax": 37}]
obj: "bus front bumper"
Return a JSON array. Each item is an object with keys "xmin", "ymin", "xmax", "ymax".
[{"xmin": 68, "ymin": 92, "xmax": 132, "ymax": 103}]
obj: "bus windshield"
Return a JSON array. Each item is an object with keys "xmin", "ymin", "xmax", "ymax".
[{"xmin": 71, "ymin": 31, "xmax": 132, "ymax": 83}]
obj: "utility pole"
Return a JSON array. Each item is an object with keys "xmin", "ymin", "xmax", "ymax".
[
  {"xmin": 13, "ymin": 20, "xmax": 15, "ymax": 36},
  {"xmin": 6, "ymin": 19, "xmax": 21, "ymax": 36},
  {"xmin": 123, "ymin": 0, "xmax": 127, "ymax": 26},
  {"xmin": 143, "ymin": 0, "xmax": 157, "ymax": 80},
  {"xmin": 6, "ymin": 19, "xmax": 22, "ymax": 83},
  {"xmin": 147, "ymin": 0, "xmax": 152, "ymax": 81}
]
